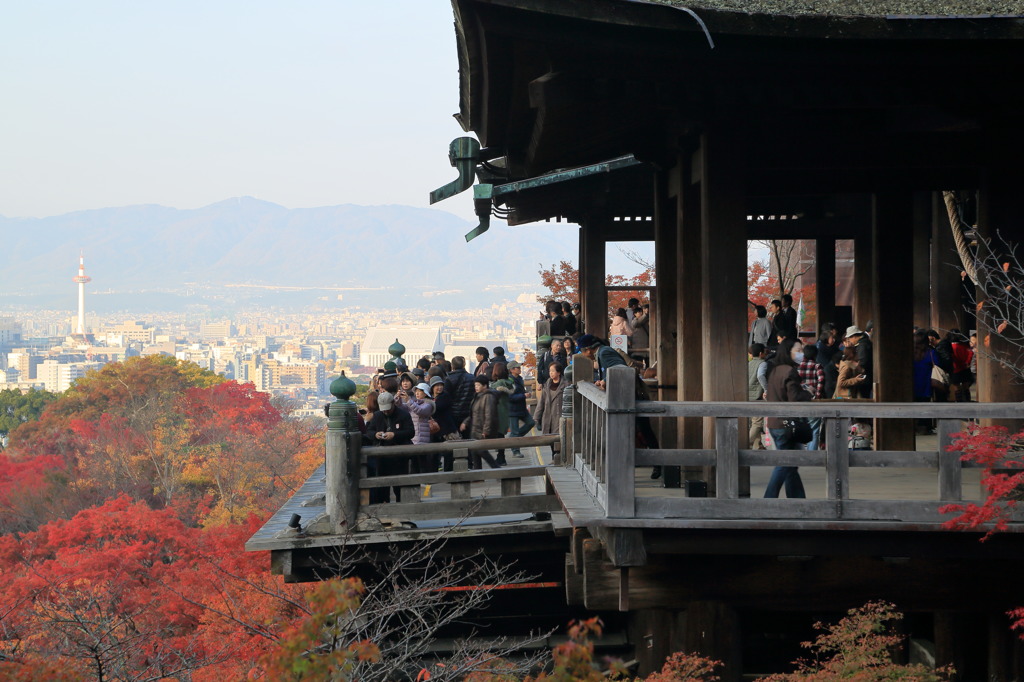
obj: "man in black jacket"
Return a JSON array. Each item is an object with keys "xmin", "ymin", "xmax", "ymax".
[
  {"xmin": 444, "ymin": 356, "xmax": 477, "ymax": 426},
  {"xmin": 774, "ymin": 293, "xmax": 799, "ymax": 342},
  {"xmin": 364, "ymin": 391, "xmax": 415, "ymax": 503}
]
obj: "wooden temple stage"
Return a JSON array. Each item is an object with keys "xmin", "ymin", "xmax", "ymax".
[
  {"xmin": 248, "ymin": 365, "xmax": 1024, "ymax": 679},
  {"xmin": 250, "ymin": 1, "xmax": 1024, "ymax": 677}
]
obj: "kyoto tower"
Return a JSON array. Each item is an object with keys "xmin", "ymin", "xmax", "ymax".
[{"xmin": 72, "ymin": 252, "xmax": 91, "ymax": 335}]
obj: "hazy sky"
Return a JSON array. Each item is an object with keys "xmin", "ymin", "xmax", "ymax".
[{"xmin": 0, "ymin": 2, "xmax": 480, "ymax": 220}]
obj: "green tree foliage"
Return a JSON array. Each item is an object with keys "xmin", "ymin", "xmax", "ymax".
[{"xmin": 0, "ymin": 387, "xmax": 56, "ymax": 441}]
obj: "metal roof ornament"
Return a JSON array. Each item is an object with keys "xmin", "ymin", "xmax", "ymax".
[{"xmin": 388, "ymin": 338, "xmax": 406, "ymax": 361}]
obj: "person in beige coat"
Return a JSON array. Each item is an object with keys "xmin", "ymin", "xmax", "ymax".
[
  {"xmin": 533, "ymin": 362, "xmax": 567, "ymax": 435},
  {"xmin": 834, "ymin": 346, "xmax": 867, "ymax": 399}
]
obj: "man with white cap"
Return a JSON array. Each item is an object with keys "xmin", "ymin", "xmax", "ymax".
[{"xmin": 845, "ymin": 325, "xmax": 873, "ymax": 399}]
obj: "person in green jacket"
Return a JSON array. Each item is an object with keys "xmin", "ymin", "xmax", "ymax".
[{"xmin": 490, "ymin": 362, "xmax": 515, "ymax": 467}]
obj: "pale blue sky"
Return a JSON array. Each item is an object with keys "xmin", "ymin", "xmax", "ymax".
[{"xmin": 0, "ymin": 1, "xmax": 477, "ymax": 220}]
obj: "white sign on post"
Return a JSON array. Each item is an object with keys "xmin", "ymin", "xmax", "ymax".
[{"xmin": 610, "ymin": 334, "xmax": 629, "ymax": 353}]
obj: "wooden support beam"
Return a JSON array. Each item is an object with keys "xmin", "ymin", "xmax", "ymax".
[
  {"xmin": 654, "ymin": 169, "xmax": 679, "ymax": 452},
  {"xmin": 595, "ymin": 527, "xmax": 648, "ymax": 567},
  {"xmin": 699, "ymin": 130, "xmax": 748, "ymax": 494},
  {"xmin": 873, "ymin": 192, "xmax": 915, "ymax": 451},
  {"xmin": 565, "ymin": 553, "xmax": 585, "ymax": 606},
  {"xmin": 682, "ymin": 601, "xmax": 742, "ymax": 682},
  {"xmin": 977, "ymin": 152, "xmax": 1024, "ymax": 421},
  {"xmin": 581, "ymin": 220, "xmax": 607, "ymax": 337},
  {"xmin": 676, "ymin": 151, "xmax": 704, "ymax": 485},
  {"xmin": 270, "ymin": 550, "xmax": 292, "ymax": 577},
  {"xmin": 627, "ymin": 610, "xmax": 676, "ymax": 678},
  {"xmin": 572, "ymin": 527, "xmax": 589, "ymax": 574},
  {"xmin": 912, "ymin": 192, "xmax": 932, "ymax": 329},
  {"xmin": 815, "ymin": 238, "xmax": 836, "ymax": 332},
  {"xmin": 581, "ymin": 553, "xmax": 1024, "ymax": 612},
  {"xmin": 854, "ymin": 233, "xmax": 874, "ymax": 330}
]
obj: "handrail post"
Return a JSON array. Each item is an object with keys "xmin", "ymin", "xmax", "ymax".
[
  {"xmin": 715, "ymin": 417, "xmax": 739, "ymax": 498},
  {"xmin": 571, "ymin": 354, "xmax": 592, "ymax": 470},
  {"xmin": 558, "ymin": 377, "xmax": 575, "ymax": 467},
  {"xmin": 326, "ymin": 373, "xmax": 361, "ymax": 533},
  {"xmin": 825, "ymin": 417, "xmax": 850, "ymax": 506},
  {"xmin": 605, "ymin": 365, "xmax": 636, "ymax": 518},
  {"xmin": 937, "ymin": 418, "xmax": 962, "ymax": 501}
]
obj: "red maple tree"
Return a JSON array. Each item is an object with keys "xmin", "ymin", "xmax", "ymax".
[{"xmin": 537, "ymin": 262, "xmax": 653, "ymax": 320}]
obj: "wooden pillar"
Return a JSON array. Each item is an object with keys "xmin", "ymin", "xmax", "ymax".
[
  {"xmin": 656, "ymin": 168, "xmax": 682, "ymax": 487},
  {"xmin": 326, "ymin": 407, "xmax": 361, "ymax": 533},
  {"xmin": 931, "ymin": 191, "xmax": 963, "ymax": 334},
  {"xmin": 628, "ymin": 609, "xmax": 675, "ymax": 678},
  {"xmin": 681, "ymin": 601, "xmax": 742, "ymax": 682},
  {"xmin": 977, "ymin": 157, "xmax": 1024, "ymax": 413},
  {"xmin": 912, "ymin": 192, "xmax": 932, "ymax": 329},
  {"xmin": 699, "ymin": 130, "xmax": 748, "ymax": 455},
  {"xmin": 873, "ymin": 192, "xmax": 915, "ymax": 451},
  {"xmin": 936, "ymin": 611, "xmax": 988, "ymax": 681},
  {"xmin": 854, "ymin": 232, "xmax": 874, "ymax": 329},
  {"xmin": 655, "ymin": 171, "xmax": 679, "ymax": 428},
  {"xmin": 581, "ymin": 219, "xmax": 607, "ymax": 339},
  {"xmin": 815, "ymin": 238, "xmax": 836, "ymax": 330},
  {"xmin": 677, "ymin": 151, "xmax": 705, "ymax": 484},
  {"xmin": 988, "ymin": 612, "xmax": 1015, "ymax": 682}
]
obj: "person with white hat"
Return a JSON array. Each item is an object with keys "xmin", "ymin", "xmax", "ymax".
[
  {"xmin": 405, "ymin": 382, "xmax": 437, "ymax": 473},
  {"xmin": 845, "ymin": 325, "xmax": 873, "ymax": 399},
  {"xmin": 406, "ymin": 382, "xmax": 436, "ymax": 446}
]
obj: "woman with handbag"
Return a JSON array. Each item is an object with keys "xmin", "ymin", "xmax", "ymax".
[{"xmin": 764, "ymin": 337, "xmax": 813, "ymax": 498}]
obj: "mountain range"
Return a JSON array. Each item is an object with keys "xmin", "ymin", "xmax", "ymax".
[{"xmin": 0, "ymin": 198, "xmax": 579, "ymax": 310}]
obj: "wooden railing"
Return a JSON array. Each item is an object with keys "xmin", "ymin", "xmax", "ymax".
[
  {"xmin": 325, "ymin": 430, "xmax": 561, "ymax": 532},
  {"xmin": 573, "ymin": 365, "xmax": 1024, "ymax": 528}
]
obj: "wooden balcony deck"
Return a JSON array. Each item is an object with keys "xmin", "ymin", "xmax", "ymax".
[
  {"xmin": 247, "ymin": 366, "xmax": 1024, "ymax": 575},
  {"xmin": 246, "ymin": 438, "xmax": 569, "ymax": 553}
]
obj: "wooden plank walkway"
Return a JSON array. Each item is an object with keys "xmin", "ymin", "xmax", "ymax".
[
  {"xmin": 247, "ymin": 441, "xmax": 565, "ymax": 552},
  {"xmin": 547, "ymin": 466, "xmax": 605, "ymax": 526}
]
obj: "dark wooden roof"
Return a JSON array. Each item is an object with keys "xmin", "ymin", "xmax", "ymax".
[
  {"xmin": 654, "ymin": 0, "xmax": 1024, "ymax": 18},
  {"xmin": 452, "ymin": 0, "xmax": 1024, "ymax": 187}
]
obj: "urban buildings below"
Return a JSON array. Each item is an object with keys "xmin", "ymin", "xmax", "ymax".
[{"xmin": 0, "ymin": 297, "xmax": 542, "ymax": 417}]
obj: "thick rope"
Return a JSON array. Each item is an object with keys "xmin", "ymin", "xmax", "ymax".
[{"xmin": 942, "ymin": 190, "xmax": 978, "ymax": 286}]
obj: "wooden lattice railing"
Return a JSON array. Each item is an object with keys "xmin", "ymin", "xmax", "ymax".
[{"xmin": 573, "ymin": 364, "xmax": 1024, "ymax": 528}]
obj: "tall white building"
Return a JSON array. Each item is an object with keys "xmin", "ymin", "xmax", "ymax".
[
  {"xmin": 360, "ymin": 325, "xmax": 444, "ymax": 368},
  {"xmin": 72, "ymin": 253, "xmax": 92, "ymax": 336},
  {"xmin": 38, "ymin": 360, "xmax": 100, "ymax": 392}
]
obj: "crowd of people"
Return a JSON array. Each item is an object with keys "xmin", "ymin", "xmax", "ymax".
[
  {"xmin": 353, "ymin": 294, "xmax": 976, "ymax": 504},
  {"xmin": 356, "ymin": 345, "xmax": 549, "ymax": 502},
  {"xmin": 748, "ymin": 295, "xmax": 977, "ymax": 499},
  {"xmin": 355, "ymin": 296, "xmax": 660, "ymax": 503}
]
